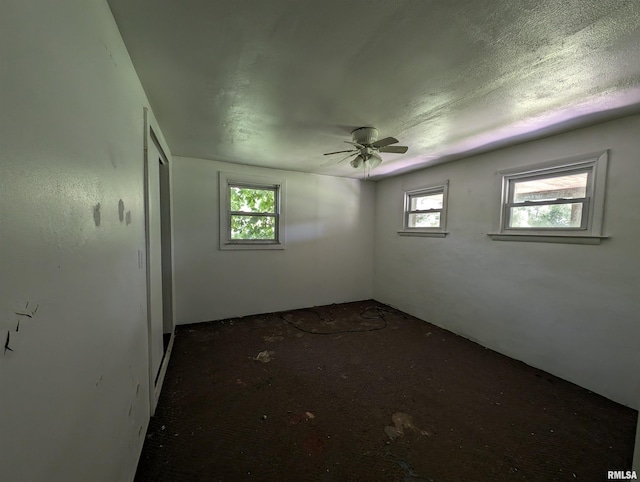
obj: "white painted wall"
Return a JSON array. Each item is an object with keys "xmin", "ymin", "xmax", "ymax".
[
  {"xmin": 374, "ymin": 114, "xmax": 640, "ymax": 409},
  {"xmin": 0, "ymin": 2, "xmax": 167, "ymax": 481},
  {"xmin": 172, "ymin": 157, "xmax": 375, "ymax": 323},
  {"xmin": 634, "ymin": 406, "xmax": 640, "ymax": 471}
]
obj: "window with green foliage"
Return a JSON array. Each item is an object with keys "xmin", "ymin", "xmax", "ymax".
[
  {"xmin": 219, "ymin": 173, "xmax": 286, "ymax": 250},
  {"xmin": 493, "ymin": 151, "xmax": 609, "ymax": 243},
  {"xmin": 229, "ymin": 185, "xmax": 277, "ymax": 240},
  {"xmin": 399, "ymin": 182, "xmax": 449, "ymax": 237}
]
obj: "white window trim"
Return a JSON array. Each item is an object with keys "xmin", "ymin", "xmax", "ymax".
[
  {"xmin": 488, "ymin": 151, "xmax": 609, "ymax": 245},
  {"xmin": 219, "ymin": 172, "xmax": 286, "ymax": 250},
  {"xmin": 398, "ymin": 181, "xmax": 449, "ymax": 238}
]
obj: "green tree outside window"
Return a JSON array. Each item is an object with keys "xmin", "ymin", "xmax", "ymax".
[{"xmin": 229, "ymin": 186, "xmax": 277, "ymax": 240}]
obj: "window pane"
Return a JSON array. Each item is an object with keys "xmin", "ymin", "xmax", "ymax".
[
  {"xmin": 230, "ymin": 187, "xmax": 275, "ymax": 213},
  {"xmin": 509, "ymin": 203, "xmax": 583, "ymax": 228},
  {"xmin": 408, "ymin": 212, "xmax": 441, "ymax": 228},
  {"xmin": 512, "ymin": 172, "xmax": 588, "ymax": 203},
  {"xmin": 231, "ymin": 215, "xmax": 276, "ymax": 240},
  {"xmin": 410, "ymin": 193, "xmax": 443, "ymax": 211}
]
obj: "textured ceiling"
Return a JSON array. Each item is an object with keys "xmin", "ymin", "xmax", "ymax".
[{"xmin": 107, "ymin": 0, "xmax": 640, "ymax": 179}]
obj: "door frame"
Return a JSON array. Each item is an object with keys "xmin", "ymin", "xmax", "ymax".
[{"xmin": 143, "ymin": 107, "xmax": 176, "ymax": 415}]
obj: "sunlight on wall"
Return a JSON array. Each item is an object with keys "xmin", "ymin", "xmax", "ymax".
[
  {"xmin": 286, "ymin": 222, "xmax": 320, "ymax": 243},
  {"xmin": 284, "ymin": 175, "xmax": 366, "ymax": 243},
  {"xmin": 317, "ymin": 177, "xmax": 362, "ymax": 224}
]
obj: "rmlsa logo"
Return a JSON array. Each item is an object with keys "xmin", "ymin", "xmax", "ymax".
[{"xmin": 608, "ymin": 471, "xmax": 638, "ymax": 480}]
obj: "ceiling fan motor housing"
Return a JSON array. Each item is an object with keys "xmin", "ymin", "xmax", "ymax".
[{"xmin": 352, "ymin": 127, "xmax": 378, "ymax": 145}]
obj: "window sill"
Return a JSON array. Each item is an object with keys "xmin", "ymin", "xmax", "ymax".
[
  {"xmin": 398, "ymin": 230, "xmax": 448, "ymax": 238},
  {"xmin": 220, "ymin": 242, "xmax": 285, "ymax": 251},
  {"xmin": 486, "ymin": 233, "xmax": 608, "ymax": 245}
]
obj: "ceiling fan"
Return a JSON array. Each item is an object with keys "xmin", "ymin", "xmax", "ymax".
[{"xmin": 323, "ymin": 127, "xmax": 408, "ymax": 176}]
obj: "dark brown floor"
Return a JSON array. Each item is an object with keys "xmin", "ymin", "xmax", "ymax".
[{"xmin": 135, "ymin": 300, "xmax": 637, "ymax": 481}]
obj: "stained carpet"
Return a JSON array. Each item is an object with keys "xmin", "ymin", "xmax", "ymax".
[{"xmin": 135, "ymin": 300, "xmax": 637, "ymax": 481}]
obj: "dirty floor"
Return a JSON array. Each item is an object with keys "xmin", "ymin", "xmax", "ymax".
[{"xmin": 135, "ymin": 300, "xmax": 637, "ymax": 481}]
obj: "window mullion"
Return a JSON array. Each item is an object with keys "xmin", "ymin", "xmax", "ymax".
[
  {"xmin": 230, "ymin": 211, "xmax": 276, "ymax": 217},
  {"xmin": 506, "ymin": 197, "xmax": 588, "ymax": 208},
  {"xmin": 410, "ymin": 208, "xmax": 443, "ymax": 213}
]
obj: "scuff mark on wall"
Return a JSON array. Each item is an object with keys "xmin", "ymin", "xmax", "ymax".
[
  {"xmin": 4, "ymin": 331, "xmax": 14, "ymax": 353},
  {"xmin": 126, "ymin": 211, "xmax": 132, "ymax": 225},
  {"xmin": 118, "ymin": 199, "xmax": 125, "ymax": 222},
  {"xmin": 3, "ymin": 302, "xmax": 40, "ymax": 355},
  {"xmin": 107, "ymin": 143, "xmax": 121, "ymax": 169},
  {"xmin": 101, "ymin": 42, "xmax": 118, "ymax": 69},
  {"xmin": 15, "ymin": 302, "xmax": 38, "ymax": 318},
  {"xmin": 93, "ymin": 203, "xmax": 101, "ymax": 227}
]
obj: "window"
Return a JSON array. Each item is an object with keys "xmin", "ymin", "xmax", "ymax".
[
  {"xmin": 490, "ymin": 151, "xmax": 609, "ymax": 244},
  {"xmin": 506, "ymin": 170, "xmax": 589, "ymax": 229},
  {"xmin": 219, "ymin": 173, "xmax": 286, "ymax": 250},
  {"xmin": 399, "ymin": 182, "xmax": 449, "ymax": 237}
]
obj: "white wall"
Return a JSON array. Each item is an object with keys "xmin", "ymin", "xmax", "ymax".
[
  {"xmin": 173, "ymin": 157, "xmax": 375, "ymax": 323},
  {"xmin": 374, "ymin": 114, "xmax": 640, "ymax": 409},
  {"xmin": 0, "ymin": 2, "xmax": 165, "ymax": 481},
  {"xmin": 635, "ymin": 405, "xmax": 640, "ymax": 471}
]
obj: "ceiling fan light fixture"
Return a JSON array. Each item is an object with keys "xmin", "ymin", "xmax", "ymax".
[
  {"xmin": 368, "ymin": 152, "xmax": 382, "ymax": 169},
  {"xmin": 350, "ymin": 155, "xmax": 364, "ymax": 169}
]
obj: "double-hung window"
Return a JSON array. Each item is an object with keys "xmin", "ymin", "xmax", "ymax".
[
  {"xmin": 399, "ymin": 182, "xmax": 449, "ymax": 237},
  {"xmin": 491, "ymin": 151, "xmax": 608, "ymax": 244},
  {"xmin": 219, "ymin": 172, "xmax": 286, "ymax": 250}
]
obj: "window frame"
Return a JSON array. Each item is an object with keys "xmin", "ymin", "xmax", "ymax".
[
  {"xmin": 398, "ymin": 181, "xmax": 449, "ymax": 237},
  {"xmin": 489, "ymin": 151, "xmax": 609, "ymax": 244},
  {"xmin": 219, "ymin": 172, "xmax": 286, "ymax": 250},
  {"xmin": 503, "ymin": 165, "xmax": 593, "ymax": 232}
]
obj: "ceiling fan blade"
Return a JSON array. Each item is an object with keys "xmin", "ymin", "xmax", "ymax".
[
  {"xmin": 322, "ymin": 151, "xmax": 358, "ymax": 165},
  {"xmin": 378, "ymin": 145, "xmax": 408, "ymax": 154},
  {"xmin": 345, "ymin": 140, "xmax": 365, "ymax": 148},
  {"xmin": 372, "ymin": 137, "xmax": 399, "ymax": 148},
  {"xmin": 323, "ymin": 149, "xmax": 357, "ymax": 156},
  {"xmin": 337, "ymin": 152, "xmax": 358, "ymax": 163}
]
